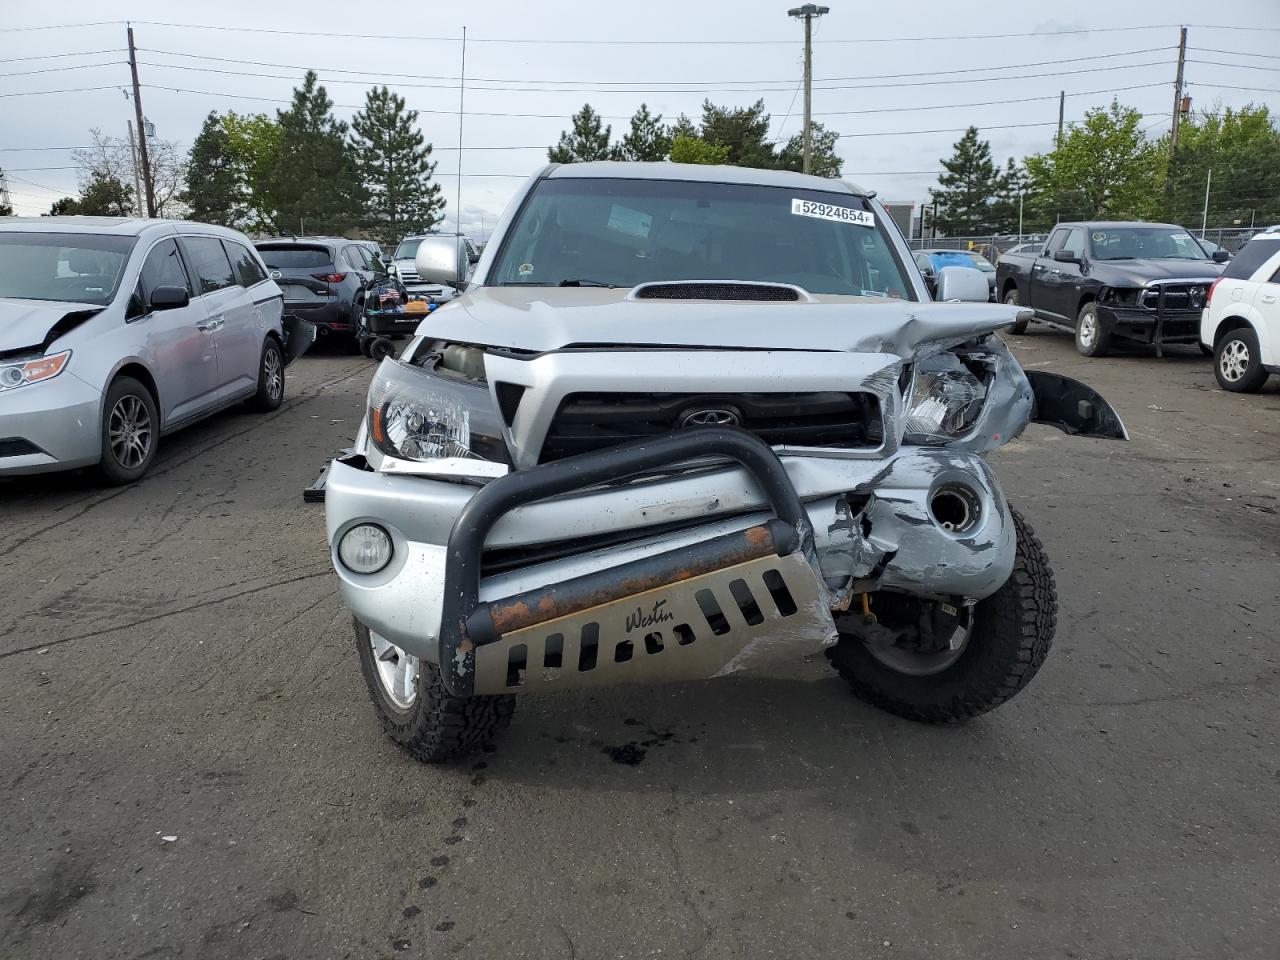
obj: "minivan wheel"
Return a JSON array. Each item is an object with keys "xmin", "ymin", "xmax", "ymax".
[
  {"xmin": 827, "ymin": 509, "xmax": 1056, "ymax": 723},
  {"xmin": 247, "ymin": 339, "xmax": 285, "ymax": 412},
  {"xmin": 1214, "ymin": 327, "xmax": 1268, "ymax": 393},
  {"xmin": 97, "ymin": 376, "xmax": 159, "ymax": 485},
  {"xmin": 354, "ymin": 618, "xmax": 515, "ymax": 763}
]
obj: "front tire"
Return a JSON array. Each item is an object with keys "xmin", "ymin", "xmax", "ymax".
[
  {"xmin": 354, "ymin": 619, "xmax": 515, "ymax": 762},
  {"xmin": 96, "ymin": 376, "xmax": 159, "ymax": 485},
  {"xmin": 1214, "ymin": 326, "xmax": 1268, "ymax": 393},
  {"xmin": 828, "ymin": 509, "xmax": 1057, "ymax": 723},
  {"xmin": 1004, "ymin": 288, "xmax": 1029, "ymax": 334},
  {"xmin": 1074, "ymin": 302, "xmax": 1111, "ymax": 357},
  {"xmin": 247, "ymin": 339, "xmax": 285, "ymax": 412}
]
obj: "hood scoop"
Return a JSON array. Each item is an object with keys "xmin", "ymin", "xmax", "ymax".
[{"xmin": 631, "ymin": 281, "xmax": 804, "ymax": 302}]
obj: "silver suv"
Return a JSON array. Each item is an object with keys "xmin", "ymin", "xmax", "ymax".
[
  {"xmin": 313, "ymin": 162, "xmax": 1128, "ymax": 762},
  {"xmin": 0, "ymin": 217, "xmax": 310, "ymax": 484}
]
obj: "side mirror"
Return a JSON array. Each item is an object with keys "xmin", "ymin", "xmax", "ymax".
[
  {"xmin": 150, "ymin": 285, "xmax": 190, "ymax": 311},
  {"xmin": 1212, "ymin": 249, "xmax": 1229, "ymax": 263},
  {"xmin": 935, "ymin": 265, "xmax": 989, "ymax": 303},
  {"xmin": 415, "ymin": 240, "xmax": 462, "ymax": 288},
  {"xmin": 1053, "ymin": 249, "xmax": 1081, "ymax": 264}
]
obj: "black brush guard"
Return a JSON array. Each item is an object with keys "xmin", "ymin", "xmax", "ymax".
[{"xmin": 437, "ymin": 427, "xmax": 813, "ymax": 697}]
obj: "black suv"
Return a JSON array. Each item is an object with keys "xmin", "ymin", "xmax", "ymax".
[{"xmin": 255, "ymin": 238, "xmax": 380, "ymax": 345}]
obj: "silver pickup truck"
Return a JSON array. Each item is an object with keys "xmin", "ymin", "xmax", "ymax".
[{"xmin": 310, "ymin": 162, "xmax": 1127, "ymax": 763}]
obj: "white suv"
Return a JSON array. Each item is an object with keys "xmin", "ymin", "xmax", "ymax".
[{"xmin": 1201, "ymin": 233, "xmax": 1280, "ymax": 392}]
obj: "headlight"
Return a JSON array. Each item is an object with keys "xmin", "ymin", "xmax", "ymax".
[
  {"xmin": 366, "ymin": 356, "xmax": 509, "ymax": 464},
  {"xmin": 902, "ymin": 355, "xmax": 987, "ymax": 445},
  {"xmin": 0, "ymin": 350, "xmax": 71, "ymax": 392}
]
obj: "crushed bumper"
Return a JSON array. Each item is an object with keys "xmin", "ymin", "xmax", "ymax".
[{"xmin": 323, "ymin": 427, "xmax": 1016, "ymax": 694}]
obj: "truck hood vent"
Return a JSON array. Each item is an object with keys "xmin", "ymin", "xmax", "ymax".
[{"xmin": 632, "ymin": 281, "xmax": 801, "ymax": 302}]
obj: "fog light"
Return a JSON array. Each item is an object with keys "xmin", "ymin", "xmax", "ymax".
[
  {"xmin": 929, "ymin": 485, "xmax": 981, "ymax": 533},
  {"xmin": 338, "ymin": 524, "xmax": 393, "ymax": 574}
]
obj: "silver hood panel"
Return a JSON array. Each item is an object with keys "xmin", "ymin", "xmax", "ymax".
[{"xmin": 0, "ymin": 298, "xmax": 103, "ymax": 355}]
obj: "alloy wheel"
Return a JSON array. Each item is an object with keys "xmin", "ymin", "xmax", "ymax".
[
  {"xmin": 1220, "ymin": 339, "xmax": 1250, "ymax": 383},
  {"xmin": 264, "ymin": 348, "xmax": 283, "ymax": 400},
  {"xmin": 369, "ymin": 630, "xmax": 420, "ymax": 709},
  {"xmin": 864, "ymin": 607, "xmax": 974, "ymax": 676},
  {"xmin": 108, "ymin": 395, "xmax": 152, "ymax": 469},
  {"xmin": 1078, "ymin": 312, "xmax": 1097, "ymax": 349}
]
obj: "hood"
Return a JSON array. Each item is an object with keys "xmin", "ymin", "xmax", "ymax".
[
  {"xmin": 1091, "ymin": 258, "xmax": 1223, "ymax": 286},
  {"xmin": 417, "ymin": 287, "xmax": 1021, "ymax": 357},
  {"xmin": 0, "ymin": 298, "xmax": 104, "ymax": 357}
]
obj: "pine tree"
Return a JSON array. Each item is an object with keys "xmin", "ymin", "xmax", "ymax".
[
  {"xmin": 776, "ymin": 121, "xmax": 843, "ymax": 178},
  {"xmin": 548, "ymin": 104, "xmax": 613, "ymax": 163},
  {"xmin": 76, "ymin": 174, "xmax": 134, "ymax": 216},
  {"xmin": 350, "ymin": 86, "xmax": 445, "ymax": 245},
  {"xmin": 184, "ymin": 111, "xmax": 241, "ymax": 226},
  {"xmin": 269, "ymin": 71, "xmax": 363, "ymax": 234},
  {"xmin": 930, "ymin": 127, "xmax": 1008, "ymax": 235},
  {"xmin": 48, "ymin": 197, "xmax": 80, "ymax": 216},
  {"xmin": 615, "ymin": 104, "xmax": 670, "ymax": 161},
  {"xmin": 699, "ymin": 99, "xmax": 775, "ymax": 169}
]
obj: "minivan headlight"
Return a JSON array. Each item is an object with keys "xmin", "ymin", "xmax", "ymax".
[
  {"xmin": 366, "ymin": 357, "xmax": 509, "ymax": 464},
  {"xmin": 902, "ymin": 357, "xmax": 987, "ymax": 445},
  {"xmin": 0, "ymin": 350, "xmax": 71, "ymax": 391}
]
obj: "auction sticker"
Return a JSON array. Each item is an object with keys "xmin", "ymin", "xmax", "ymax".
[{"xmin": 791, "ymin": 198, "xmax": 875, "ymax": 227}]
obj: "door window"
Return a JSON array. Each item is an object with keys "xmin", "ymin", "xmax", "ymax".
[
  {"xmin": 141, "ymin": 239, "xmax": 193, "ymax": 300},
  {"xmin": 223, "ymin": 240, "xmax": 268, "ymax": 288},
  {"xmin": 184, "ymin": 236, "xmax": 237, "ymax": 295},
  {"xmin": 1061, "ymin": 228, "xmax": 1086, "ymax": 260},
  {"xmin": 344, "ymin": 245, "xmax": 370, "ymax": 271},
  {"xmin": 1044, "ymin": 229, "xmax": 1068, "ymax": 255}
]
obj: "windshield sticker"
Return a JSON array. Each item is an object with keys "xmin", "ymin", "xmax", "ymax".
[
  {"xmin": 860, "ymin": 289, "xmax": 889, "ymax": 298},
  {"xmin": 1093, "ymin": 232, "xmax": 1107, "ymax": 242},
  {"xmin": 517, "ymin": 262, "xmax": 535, "ymax": 277},
  {"xmin": 607, "ymin": 204, "xmax": 653, "ymax": 239},
  {"xmin": 791, "ymin": 198, "xmax": 875, "ymax": 227}
]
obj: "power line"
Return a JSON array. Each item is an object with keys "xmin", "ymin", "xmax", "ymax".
[
  {"xmin": 1188, "ymin": 59, "xmax": 1280, "ymax": 73},
  {"xmin": 1190, "ymin": 47, "xmax": 1280, "ymax": 60},
  {"xmin": 0, "ymin": 20, "xmax": 122, "ymax": 32},
  {"xmin": 0, "ymin": 60, "xmax": 124, "ymax": 78},
  {"xmin": 0, "ymin": 48, "xmax": 123, "ymax": 63},
  {"xmin": 0, "ymin": 145, "xmax": 96, "ymax": 151},
  {"xmin": 0, "ymin": 84, "xmax": 122, "ymax": 98}
]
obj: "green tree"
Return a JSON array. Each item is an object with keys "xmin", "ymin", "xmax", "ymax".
[
  {"xmin": 669, "ymin": 135, "xmax": 729, "ymax": 165},
  {"xmin": 184, "ymin": 111, "xmax": 241, "ymax": 225},
  {"xmin": 269, "ymin": 71, "xmax": 363, "ymax": 234},
  {"xmin": 222, "ymin": 112, "xmax": 282, "ymax": 232},
  {"xmin": 548, "ymin": 104, "xmax": 613, "ymax": 163},
  {"xmin": 48, "ymin": 197, "xmax": 80, "ymax": 216},
  {"xmin": 614, "ymin": 103, "xmax": 670, "ymax": 161},
  {"xmin": 75, "ymin": 173, "xmax": 134, "ymax": 216},
  {"xmin": 1163, "ymin": 104, "xmax": 1280, "ymax": 227},
  {"xmin": 1023, "ymin": 101, "xmax": 1162, "ymax": 226},
  {"xmin": 928, "ymin": 127, "xmax": 1010, "ymax": 234},
  {"xmin": 699, "ymin": 99, "xmax": 776, "ymax": 169},
  {"xmin": 775, "ymin": 121, "xmax": 842, "ymax": 178},
  {"xmin": 350, "ymin": 86, "xmax": 445, "ymax": 244}
]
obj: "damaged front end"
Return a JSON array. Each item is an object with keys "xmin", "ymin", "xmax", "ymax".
[{"xmin": 319, "ymin": 311, "xmax": 1126, "ymax": 699}]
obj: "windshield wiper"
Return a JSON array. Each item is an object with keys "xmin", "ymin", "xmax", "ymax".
[{"xmin": 559, "ymin": 278, "xmax": 618, "ymax": 288}]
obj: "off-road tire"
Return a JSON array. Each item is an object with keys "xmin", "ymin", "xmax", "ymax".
[
  {"xmin": 96, "ymin": 376, "xmax": 159, "ymax": 485},
  {"xmin": 829, "ymin": 508, "xmax": 1057, "ymax": 723},
  {"xmin": 1004, "ymin": 288, "xmax": 1029, "ymax": 334},
  {"xmin": 1074, "ymin": 301, "xmax": 1111, "ymax": 357},
  {"xmin": 354, "ymin": 618, "xmax": 515, "ymax": 762},
  {"xmin": 246, "ymin": 338, "xmax": 285, "ymax": 412},
  {"xmin": 1214, "ymin": 326, "xmax": 1268, "ymax": 393}
]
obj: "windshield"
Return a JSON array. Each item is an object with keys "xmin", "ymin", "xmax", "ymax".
[
  {"xmin": 928, "ymin": 250, "xmax": 995, "ymax": 273},
  {"xmin": 490, "ymin": 177, "xmax": 916, "ymax": 299},
  {"xmin": 1091, "ymin": 227, "xmax": 1210, "ymax": 261},
  {"xmin": 0, "ymin": 232, "xmax": 136, "ymax": 306},
  {"xmin": 394, "ymin": 239, "xmax": 423, "ymax": 260}
]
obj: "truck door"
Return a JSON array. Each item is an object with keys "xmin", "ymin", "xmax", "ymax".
[
  {"xmin": 1042, "ymin": 227, "xmax": 1086, "ymax": 321},
  {"xmin": 1031, "ymin": 228, "xmax": 1066, "ymax": 318}
]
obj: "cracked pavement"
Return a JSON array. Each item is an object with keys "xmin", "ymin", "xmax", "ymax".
[{"xmin": 1, "ymin": 332, "xmax": 1278, "ymax": 959}]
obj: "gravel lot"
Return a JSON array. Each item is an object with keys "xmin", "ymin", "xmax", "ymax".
[{"xmin": 2, "ymin": 331, "xmax": 1278, "ymax": 959}]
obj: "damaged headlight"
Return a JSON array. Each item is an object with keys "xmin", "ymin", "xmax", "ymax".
[
  {"xmin": 366, "ymin": 357, "xmax": 510, "ymax": 464},
  {"xmin": 0, "ymin": 350, "xmax": 71, "ymax": 392},
  {"xmin": 902, "ymin": 355, "xmax": 987, "ymax": 445}
]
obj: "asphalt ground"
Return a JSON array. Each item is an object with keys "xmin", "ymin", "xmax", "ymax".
[{"xmin": 2, "ymin": 329, "xmax": 1278, "ymax": 959}]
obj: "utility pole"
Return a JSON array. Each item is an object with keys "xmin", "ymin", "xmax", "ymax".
[
  {"xmin": 1170, "ymin": 26, "xmax": 1188, "ymax": 161},
  {"xmin": 126, "ymin": 25, "xmax": 156, "ymax": 217},
  {"xmin": 1201, "ymin": 168, "xmax": 1211, "ymax": 233},
  {"xmin": 1056, "ymin": 90, "xmax": 1065, "ymax": 146},
  {"xmin": 126, "ymin": 120, "xmax": 144, "ymax": 216},
  {"xmin": 455, "ymin": 25, "xmax": 466, "ymax": 236},
  {"xmin": 1018, "ymin": 191, "xmax": 1024, "ymax": 241},
  {"xmin": 788, "ymin": 4, "xmax": 829, "ymax": 175}
]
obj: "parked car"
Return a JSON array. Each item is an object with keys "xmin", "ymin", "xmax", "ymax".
[
  {"xmin": 996, "ymin": 221, "xmax": 1226, "ymax": 355},
  {"xmin": 1199, "ymin": 232, "xmax": 1280, "ymax": 392},
  {"xmin": 391, "ymin": 233, "xmax": 479, "ymax": 302},
  {"xmin": 0, "ymin": 216, "xmax": 309, "ymax": 483},
  {"xmin": 914, "ymin": 249, "xmax": 996, "ymax": 301},
  {"xmin": 1194, "ymin": 235, "xmax": 1232, "ymax": 261},
  {"xmin": 308, "ymin": 161, "xmax": 1128, "ymax": 762},
  {"xmin": 255, "ymin": 237, "xmax": 377, "ymax": 345}
]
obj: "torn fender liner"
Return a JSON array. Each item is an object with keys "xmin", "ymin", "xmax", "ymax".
[{"xmin": 1026, "ymin": 371, "xmax": 1129, "ymax": 440}]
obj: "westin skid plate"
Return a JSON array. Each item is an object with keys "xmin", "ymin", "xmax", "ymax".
[{"xmin": 471, "ymin": 544, "xmax": 833, "ymax": 695}]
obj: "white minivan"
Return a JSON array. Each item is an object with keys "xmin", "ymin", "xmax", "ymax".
[
  {"xmin": 0, "ymin": 217, "xmax": 312, "ymax": 483},
  {"xmin": 1200, "ymin": 232, "xmax": 1280, "ymax": 392}
]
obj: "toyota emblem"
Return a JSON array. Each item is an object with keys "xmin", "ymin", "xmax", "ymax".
[{"xmin": 678, "ymin": 406, "xmax": 741, "ymax": 428}]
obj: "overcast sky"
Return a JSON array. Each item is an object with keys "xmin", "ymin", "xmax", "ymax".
[{"xmin": 2, "ymin": 0, "xmax": 1276, "ymax": 235}]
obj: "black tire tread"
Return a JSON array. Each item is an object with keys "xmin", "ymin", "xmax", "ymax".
[{"xmin": 830, "ymin": 508, "xmax": 1057, "ymax": 723}]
